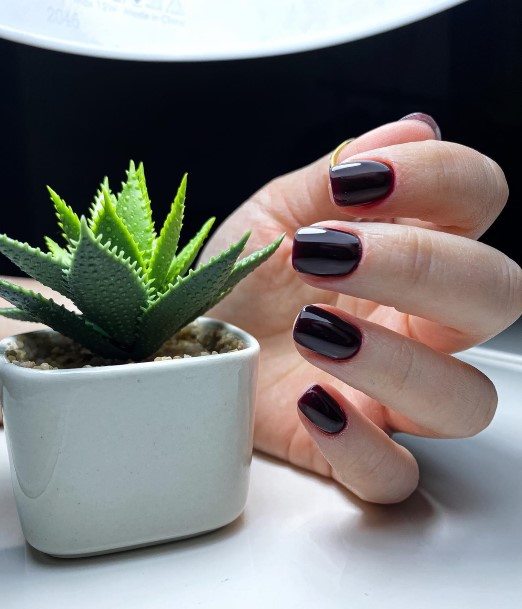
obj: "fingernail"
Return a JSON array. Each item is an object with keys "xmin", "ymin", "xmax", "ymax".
[
  {"xmin": 293, "ymin": 305, "xmax": 362, "ymax": 360},
  {"xmin": 399, "ymin": 112, "xmax": 441, "ymax": 140},
  {"xmin": 298, "ymin": 384, "xmax": 347, "ymax": 434},
  {"xmin": 292, "ymin": 227, "xmax": 362, "ymax": 276},
  {"xmin": 330, "ymin": 160, "xmax": 393, "ymax": 207}
]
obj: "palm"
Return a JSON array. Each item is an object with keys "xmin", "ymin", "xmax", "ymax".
[{"xmin": 201, "ymin": 190, "xmax": 422, "ymax": 472}]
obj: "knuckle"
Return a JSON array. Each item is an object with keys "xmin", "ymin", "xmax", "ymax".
[
  {"xmin": 254, "ymin": 178, "xmax": 279, "ymax": 211},
  {"xmin": 427, "ymin": 137, "xmax": 446, "ymax": 164},
  {"xmin": 381, "ymin": 337, "xmax": 417, "ymax": 400},
  {"xmin": 260, "ymin": 176, "xmax": 302, "ymax": 229},
  {"xmin": 393, "ymin": 227, "xmax": 434, "ymax": 293},
  {"xmin": 411, "ymin": 140, "xmax": 450, "ymax": 205},
  {"xmin": 407, "ymin": 230, "xmax": 434, "ymax": 289}
]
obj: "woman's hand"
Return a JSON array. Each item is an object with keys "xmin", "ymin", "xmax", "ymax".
[{"xmin": 200, "ymin": 114, "xmax": 522, "ymax": 504}]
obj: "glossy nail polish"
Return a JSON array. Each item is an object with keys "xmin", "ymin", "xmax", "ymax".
[
  {"xmin": 330, "ymin": 160, "xmax": 393, "ymax": 206},
  {"xmin": 399, "ymin": 112, "xmax": 441, "ymax": 140},
  {"xmin": 292, "ymin": 227, "xmax": 362, "ymax": 276},
  {"xmin": 298, "ymin": 384, "xmax": 347, "ymax": 434},
  {"xmin": 293, "ymin": 305, "xmax": 362, "ymax": 360}
]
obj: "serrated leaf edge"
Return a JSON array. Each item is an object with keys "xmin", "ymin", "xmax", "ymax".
[
  {"xmin": 0, "ymin": 279, "xmax": 128, "ymax": 358},
  {"xmin": 164, "ymin": 216, "xmax": 216, "ymax": 288},
  {"xmin": 90, "ymin": 187, "xmax": 144, "ymax": 268},
  {"xmin": 46, "ymin": 186, "xmax": 81, "ymax": 244},
  {"xmin": 0, "ymin": 233, "xmax": 70, "ymax": 295},
  {"xmin": 147, "ymin": 173, "xmax": 187, "ymax": 287}
]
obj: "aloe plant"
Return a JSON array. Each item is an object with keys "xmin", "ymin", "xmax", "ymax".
[{"xmin": 0, "ymin": 162, "xmax": 283, "ymax": 360}]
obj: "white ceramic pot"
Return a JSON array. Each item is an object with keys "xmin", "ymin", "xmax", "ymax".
[{"xmin": 0, "ymin": 317, "xmax": 259, "ymax": 557}]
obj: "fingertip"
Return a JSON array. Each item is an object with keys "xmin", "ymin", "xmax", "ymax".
[
  {"xmin": 294, "ymin": 381, "xmax": 421, "ymax": 505},
  {"xmin": 399, "ymin": 112, "xmax": 442, "ymax": 140}
]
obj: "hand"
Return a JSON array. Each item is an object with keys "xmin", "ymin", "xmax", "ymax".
[{"xmin": 200, "ymin": 115, "xmax": 522, "ymax": 503}]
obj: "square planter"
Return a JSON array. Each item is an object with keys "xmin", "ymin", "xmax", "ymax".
[{"xmin": 0, "ymin": 317, "xmax": 259, "ymax": 557}]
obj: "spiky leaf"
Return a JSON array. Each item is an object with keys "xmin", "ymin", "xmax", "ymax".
[
  {"xmin": 0, "ymin": 280, "xmax": 127, "ymax": 358},
  {"xmin": 47, "ymin": 187, "xmax": 81, "ymax": 244},
  {"xmin": 67, "ymin": 219, "xmax": 150, "ymax": 347},
  {"xmin": 91, "ymin": 187, "xmax": 143, "ymax": 266},
  {"xmin": 201, "ymin": 234, "xmax": 285, "ymax": 313},
  {"xmin": 132, "ymin": 232, "xmax": 250, "ymax": 358},
  {"xmin": 0, "ymin": 234, "xmax": 69, "ymax": 295},
  {"xmin": 116, "ymin": 161, "xmax": 155, "ymax": 261},
  {"xmin": 0, "ymin": 307, "xmax": 37, "ymax": 322},
  {"xmin": 165, "ymin": 217, "xmax": 215, "ymax": 286},
  {"xmin": 44, "ymin": 237, "xmax": 71, "ymax": 266},
  {"xmin": 87, "ymin": 177, "xmax": 110, "ymax": 222},
  {"xmin": 148, "ymin": 173, "xmax": 187, "ymax": 289},
  {"xmin": 224, "ymin": 233, "xmax": 284, "ymax": 292}
]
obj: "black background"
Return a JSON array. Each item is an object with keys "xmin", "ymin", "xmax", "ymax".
[{"xmin": 0, "ymin": 0, "xmax": 520, "ymax": 276}]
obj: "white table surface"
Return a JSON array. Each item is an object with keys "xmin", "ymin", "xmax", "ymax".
[{"xmin": 1, "ymin": 329, "xmax": 521, "ymax": 608}]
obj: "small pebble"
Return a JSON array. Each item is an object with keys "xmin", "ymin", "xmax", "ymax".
[{"xmin": 4, "ymin": 322, "xmax": 245, "ymax": 370}]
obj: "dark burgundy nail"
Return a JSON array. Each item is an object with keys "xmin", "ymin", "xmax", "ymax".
[
  {"xmin": 298, "ymin": 384, "xmax": 347, "ymax": 434},
  {"xmin": 293, "ymin": 305, "xmax": 362, "ymax": 360},
  {"xmin": 330, "ymin": 160, "xmax": 393, "ymax": 207},
  {"xmin": 292, "ymin": 227, "xmax": 362, "ymax": 276},
  {"xmin": 399, "ymin": 112, "xmax": 441, "ymax": 140}
]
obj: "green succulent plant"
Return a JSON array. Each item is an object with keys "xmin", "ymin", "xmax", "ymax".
[{"xmin": 0, "ymin": 162, "xmax": 283, "ymax": 360}]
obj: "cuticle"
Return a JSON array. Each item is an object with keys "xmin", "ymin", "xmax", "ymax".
[
  {"xmin": 313, "ymin": 417, "xmax": 348, "ymax": 437},
  {"xmin": 297, "ymin": 336, "xmax": 362, "ymax": 362},
  {"xmin": 298, "ymin": 406, "xmax": 347, "ymax": 437}
]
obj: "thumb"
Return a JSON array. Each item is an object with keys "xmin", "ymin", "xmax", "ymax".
[{"xmin": 265, "ymin": 115, "xmax": 439, "ymax": 229}]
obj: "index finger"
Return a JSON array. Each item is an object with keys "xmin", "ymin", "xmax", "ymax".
[
  {"xmin": 261, "ymin": 118, "xmax": 438, "ymax": 229},
  {"xmin": 331, "ymin": 139, "xmax": 508, "ymax": 238}
]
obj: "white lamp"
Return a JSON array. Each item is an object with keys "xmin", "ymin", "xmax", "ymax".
[{"xmin": 0, "ymin": 0, "xmax": 466, "ymax": 61}]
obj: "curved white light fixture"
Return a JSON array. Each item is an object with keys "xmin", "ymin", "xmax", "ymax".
[{"xmin": 0, "ymin": 0, "xmax": 466, "ymax": 61}]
